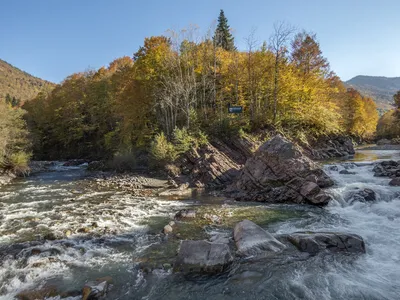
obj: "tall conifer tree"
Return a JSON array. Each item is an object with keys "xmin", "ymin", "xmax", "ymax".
[{"xmin": 213, "ymin": 10, "xmax": 236, "ymax": 51}]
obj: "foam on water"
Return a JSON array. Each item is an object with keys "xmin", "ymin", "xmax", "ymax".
[
  {"xmin": 1, "ymin": 152, "xmax": 400, "ymax": 299},
  {"xmin": 0, "ymin": 165, "xmax": 192, "ymax": 298},
  {"xmin": 269, "ymin": 157, "xmax": 400, "ymax": 299}
]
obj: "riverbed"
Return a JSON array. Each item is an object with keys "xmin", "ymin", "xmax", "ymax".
[{"xmin": 0, "ymin": 150, "xmax": 399, "ymax": 299}]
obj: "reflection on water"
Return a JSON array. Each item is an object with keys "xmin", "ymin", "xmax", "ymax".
[{"xmin": 352, "ymin": 150, "xmax": 400, "ymax": 162}]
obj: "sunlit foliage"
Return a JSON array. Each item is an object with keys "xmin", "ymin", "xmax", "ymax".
[{"xmin": 23, "ymin": 18, "xmax": 379, "ymax": 162}]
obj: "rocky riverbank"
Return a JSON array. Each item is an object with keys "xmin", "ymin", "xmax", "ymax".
[
  {"xmin": 5, "ymin": 134, "xmax": 355, "ymax": 199},
  {"xmin": 0, "ymin": 171, "xmax": 16, "ymax": 186},
  {"xmin": 84, "ymin": 134, "xmax": 353, "ymax": 200}
]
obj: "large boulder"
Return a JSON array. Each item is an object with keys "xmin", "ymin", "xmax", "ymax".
[
  {"xmin": 234, "ymin": 220, "xmax": 285, "ymax": 256},
  {"xmin": 373, "ymin": 160, "xmax": 400, "ymax": 177},
  {"xmin": 389, "ymin": 178, "xmax": 400, "ymax": 186},
  {"xmin": 232, "ymin": 135, "xmax": 334, "ymax": 205},
  {"xmin": 287, "ymin": 232, "xmax": 366, "ymax": 255},
  {"xmin": 174, "ymin": 240, "xmax": 233, "ymax": 273}
]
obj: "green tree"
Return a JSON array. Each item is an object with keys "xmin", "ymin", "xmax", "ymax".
[
  {"xmin": 11, "ymin": 96, "xmax": 20, "ymax": 107},
  {"xmin": 0, "ymin": 100, "xmax": 30, "ymax": 174},
  {"xmin": 394, "ymin": 90, "xmax": 400, "ymax": 109},
  {"xmin": 5, "ymin": 93, "xmax": 12, "ymax": 105},
  {"xmin": 213, "ymin": 10, "xmax": 236, "ymax": 51}
]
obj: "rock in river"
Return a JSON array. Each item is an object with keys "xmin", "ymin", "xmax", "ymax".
[
  {"xmin": 234, "ymin": 220, "xmax": 285, "ymax": 256},
  {"xmin": 16, "ymin": 286, "xmax": 58, "ymax": 300},
  {"xmin": 174, "ymin": 240, "xmax": 233, "ymax": 273},
  {"xmin": 339, "ymin": 169, "xmax": 356, "ymax": 175},
  {"xmin": 82, "ymin": 278, "xmax": 111, "ymax": 300},
  {"xmin": 287, "ymin": 232, "xmax": 366, "ymax": 255},
  {"xmin": 352, "ymin": 188, "xmax": 376, "ymax": 203},
  {"xmin": 175, "ymin": 209, "xmax": 196, "ymax": 220},
  {"xmin": 373, "ymin": 160, "xmax": 400, "ymax": 177},
  {"xmin": 389, "ymin": 178, "xmax": 400, "ymax": 186},
  {"xmin": 232, "ymin": 135, "xmax": 334, "ymax": 205}
]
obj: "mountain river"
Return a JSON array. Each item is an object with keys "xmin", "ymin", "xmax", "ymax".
[{"xmin": 0, "ymin": 149, "xmax": 399, "ymax": 299}]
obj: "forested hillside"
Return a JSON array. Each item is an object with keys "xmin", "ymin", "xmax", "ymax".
[
  {"xmin": 23, "ymin": 11, "xmax": 379, "ymax": 164},
  {"xmin": 377, "ymin": 91, "xmax": 400, "ymax": 139},
  {"xmin": 346, "ymin": 75, "xmax": 400, "ymax": 112},
  {"xmin": 0, "ymin": 59, "xmax": 55, "ymax": 105}
]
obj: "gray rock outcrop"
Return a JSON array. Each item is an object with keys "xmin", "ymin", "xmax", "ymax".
[
  {"xmin": 301, "ymin": 136, "xmax": 355, "ymax": 160},
  {"xmin": 232, "ymin": 135, "xmax": 334, "ymax": 205},
  {"xmin": 175, "ymin": 137, "xmax": 259, "ymax": 188}
]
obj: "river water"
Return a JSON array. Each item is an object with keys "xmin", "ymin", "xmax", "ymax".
[{"xmin": 0, "ymin": 150, "xmax": 399, "ymax": 300}]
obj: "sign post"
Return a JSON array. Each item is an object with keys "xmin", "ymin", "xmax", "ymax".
[{"xmin": 228, "ymin": 104, "xmax": 243, "ymax": 114}]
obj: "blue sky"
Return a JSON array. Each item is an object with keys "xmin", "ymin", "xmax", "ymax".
[{"xmin": 1, "ymin": 0, "xmax": 399, "ymax": 83}]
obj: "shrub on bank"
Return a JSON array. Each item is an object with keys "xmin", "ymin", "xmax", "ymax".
[{"xmin": 0, "ymin": 151, "xmax": 31, "ymax": 175}]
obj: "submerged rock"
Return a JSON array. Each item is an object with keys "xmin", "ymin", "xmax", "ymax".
[
  {"xmin": 63, "ymin": 159, "xmax": 87, "ymax": 166},
  {"xmin": 287, "ymin": 232, "xmax": 366, "ymax": 255},
  {"xmin": 16, "ymin": 286, "xmax": 58, "ymax": 300},
  {"xmin": 158, "ymin": 187, "xmax": 193, "ymax": 197},
  {"xmin": 233, "ymin": 220, "xmax": 285, "ymax": 256},
  {"xmin": 174, "ymin": 240, "xmax": 233, "ymax": 273},
  {"xmin": 232, "ymin": 135, "xmax": 333, "ymax": 205},
  {"xmin": 339, "ymin": 169, "xmax": 356, "ymax": 175},
  {"xmin": 389, "ymin": 178, "xmax": 400, "ymax": 186},
  {"xmin": 175, "ymin": 209, "xmax": 196, "ymax": 220}
]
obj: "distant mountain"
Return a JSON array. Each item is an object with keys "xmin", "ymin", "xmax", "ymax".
[
  {"xmin": 345, "ymin": 75, "xmax": 400, "ymax": 112},
  {"xmin": 0, "ymin": 59, "xmax": 55, "ymax": 103}
]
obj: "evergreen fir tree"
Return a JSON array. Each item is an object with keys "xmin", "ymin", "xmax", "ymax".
[
  {"xmin": 5, "ymin": 93, "xmax": 12, "ymax": 105},
  {"xmin": 213, "ymin": 9, "xmax": 236, "ymax": 51}
]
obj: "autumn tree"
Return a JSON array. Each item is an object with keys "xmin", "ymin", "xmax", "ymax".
[
  {"xmin": 23, "ymin": 18, "xmax": 382, "ymax": 166},
  {"xmin": 291, "ymin": 32, "xmax": 330, "ymax": 77},
  {"xmin": 213, "ymin": 10, "xmax": 236, "ymax": 51},
  {"xmin": 341, "ymin": 88, "xmax": 378, "ymax": 138},
  {"xmin": 269, "ymin": 22, "xmax": 294, "ymax": 123}
]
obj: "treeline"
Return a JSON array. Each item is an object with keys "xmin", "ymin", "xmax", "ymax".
[
  {"xmin": 0, "ymin": 100, "xmax": 30, "ymax": 174},
  {"xmin": 377, "ymin": 91, "xmax": 400, "ymax": 139},
  {"xmin": 24, "ymin": 11, "xmax": 378, "ymax": 162}
]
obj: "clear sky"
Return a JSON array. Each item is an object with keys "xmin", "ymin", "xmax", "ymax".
[{"xmin": 1, "ymin": 0, "xmax": 399, "ymax": 83}]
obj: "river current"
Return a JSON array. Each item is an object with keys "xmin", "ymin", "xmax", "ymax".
[{"xmin": 0, "ymin": 150, "xmax": 399, "ymax": 299}]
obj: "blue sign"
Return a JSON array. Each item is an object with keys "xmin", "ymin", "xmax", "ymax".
[{"xmin": 228, "ymin": 106, "xmax": 243, "ymax": 113}]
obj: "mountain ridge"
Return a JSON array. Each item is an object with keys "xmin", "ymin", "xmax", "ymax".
[
  {"xmin": 0, "ymin": 59, "xmax": 55, "ymax": 103},
  {"xmin": 345, "ymin": 75, "xmax": 400, "ymax": 112}
]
